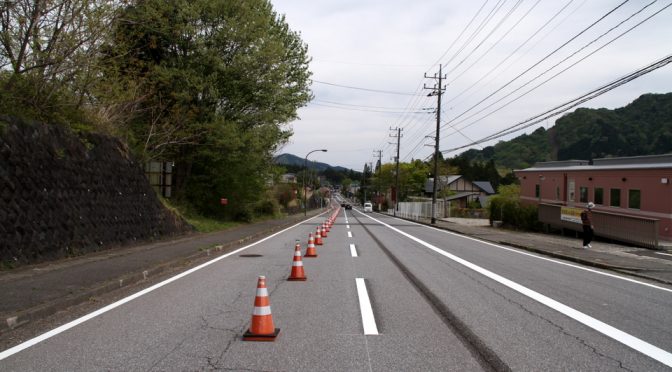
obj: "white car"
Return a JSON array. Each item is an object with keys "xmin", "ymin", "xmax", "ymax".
[{"xmin": 363, "ymin": 202, "xmax": 373, "ymax": 212}]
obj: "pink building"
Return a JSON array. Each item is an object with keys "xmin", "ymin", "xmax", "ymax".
[{"xmin": 516, "ymin": 154, "xmax": 672, "ymax": 246}]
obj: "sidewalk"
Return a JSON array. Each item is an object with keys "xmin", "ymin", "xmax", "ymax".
[
  {"xmin": 407, "ymin": 215, "xmax": 672, "ymax": 286},
  {"xmin": 0, "ymin": 210, "xmax": 323, "ymax": 334}
]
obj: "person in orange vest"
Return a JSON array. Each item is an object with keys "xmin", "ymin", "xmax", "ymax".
[{"xmin": 580, "ymin": 202, "xmax": 595, "ymax": 249}]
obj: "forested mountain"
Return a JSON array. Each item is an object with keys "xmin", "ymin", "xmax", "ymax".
[
  {"xmin": 274, "ymin": 153, "xmax": 349, "ymax": 172},
  {"xmin": 459, "ymin": 93, "xmax": 672, "ymax": 169}
]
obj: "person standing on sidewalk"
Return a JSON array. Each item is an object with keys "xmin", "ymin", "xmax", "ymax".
[{"xmin": 580, "ymin": 202, "xmax": 595, "ymax": 248}]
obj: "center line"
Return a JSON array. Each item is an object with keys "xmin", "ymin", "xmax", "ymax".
[
  {"xmin": 347, "ymin": 225, "xmax": 350, "ymax": 229},
  {"xmin": 355, "ymin": 278, "xmax": 378, "ymax": 335},
  {"xmin": 350, "ymin": 244, "xmax": 358, "ymax": 257},
  {"xmin": 348, "ymin": 231, "xmax": 353, "ymax": 238}
]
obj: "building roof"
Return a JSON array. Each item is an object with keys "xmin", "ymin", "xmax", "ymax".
[
  {"xmin": 424, "ymin": 175, "xmax": 462, "ymax": 193},
  {"xmin": 473, "ymin": 181, "xmax": 496, "ymax": 194},
  {"xmin": 444, "ymin": 191, "xmax": 479, "ymax": 201},
  {"xmin": 517, "ymin": 154, "xmax": 672, "ymax": 172}
]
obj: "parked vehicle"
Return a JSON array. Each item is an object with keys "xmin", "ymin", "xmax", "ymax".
[{"xmin": 364, "ymin": 202, "xmax": 373, "ymax": 212}]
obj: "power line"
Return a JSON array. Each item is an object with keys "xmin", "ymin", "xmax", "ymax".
[
  {"xmin": 441, "ymin": 54, "xmax": 672, "ymax": 154},
  {"xmin": 311, "ymin": 79, "xmax": 422, "ymax": 96},
  {"xmin": 441, "ymin": 0, "xmax": 631, "ymax": 129},
  {"xmin": 444, "ymin": 0, "xmax": 580, "ymax": 106},
  {"xmin": 309, "ymin": 102, "xmax": 428, "ymax": 114},
  {"xmin": 443, "ymin": 0, "xmax": 525, "ymax": 79},
  {"xmin": 442, "ymin": 0, "xmax": 667, "ymax": 135}
]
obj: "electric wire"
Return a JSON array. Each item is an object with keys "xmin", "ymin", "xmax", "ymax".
[
  {"xmin": 444, "ymin": 0, "xmax": 579, "ymax": 106},
  {"xmin": 441, "ymin": 54, "xmax": 672, "ymax": 154},
  {"xmin": 441, "ymin": 0, "xmax": 631, "ymax": 129},
  {"xmin": 443, "ymin": 0, "xmax": 525, "ymax": 79},
  {"xmin": 442, "ymin": 0, "xmax": 666, "ymax": 135},
  {"xmin": 446, "ymin": 0, "xmax": 543, "ymax": 86}
]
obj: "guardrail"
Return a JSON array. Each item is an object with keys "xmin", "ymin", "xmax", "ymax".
[{"xmin": 538, "ymin": 203, "xmax": 659, "ymax": 249}]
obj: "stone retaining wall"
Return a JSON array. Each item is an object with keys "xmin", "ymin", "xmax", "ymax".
[{"xmin": 0, "ymin": 116, "xmax": 192, "ymax": 267}]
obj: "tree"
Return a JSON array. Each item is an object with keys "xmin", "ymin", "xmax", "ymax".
[
  {"xmin": 96, "ymin": 0, "xmax": 312, "ymax": 218},
  {"xmin": 0, "ymin": 0, "xmax": 117, "ymax": 123}
]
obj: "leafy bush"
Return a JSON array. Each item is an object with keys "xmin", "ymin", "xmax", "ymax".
[{"xmin": 489, "ymin": 184, "xmax": 542, "ymax": 231}]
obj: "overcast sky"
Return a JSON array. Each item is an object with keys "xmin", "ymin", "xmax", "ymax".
[{"xmin": 270, "ymin": 0, "xmax": 672, "ymax": 171}]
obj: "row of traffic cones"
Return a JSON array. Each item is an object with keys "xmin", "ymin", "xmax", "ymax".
[{"xmin": 243, "ymin": 206, "xmax": 341, "ymax": 341}]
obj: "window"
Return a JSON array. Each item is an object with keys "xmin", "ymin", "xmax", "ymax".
[
  {"xmin": 594, "ymin": 187, "xmax": 603, "ymax": 205},
  {"xmin": 610, "ymin": 188, "xmax": 621, "ymax": 207},
  {"xmin": 535, "ymin": 184, "xmax": 540, "ymax": 198},
  {"xmin": 628, "ymin": 189, "xmax": 641, "ymax": 209},
  {"xmin": 556, "ymin": 186, "xmax": 560, "ymax": 200},
  {"xmin": 579, "ymin": 186, "xmax": 588, "ymax": 203}
]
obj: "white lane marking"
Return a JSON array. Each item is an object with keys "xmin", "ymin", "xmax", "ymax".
[
  {"xmin": 0, "ymin": 213, "xmax": 327, "ymax": 361},
  {"xmin": 355, "ymin": 278, "xmax": 378, "ymax": 335},
  {"xmin": 350, "ymin": 244, "xmax": 358, "ymax": 257},
  {"xmin": 655, "ymin": 252, "xmax": 672, "ymax": 257},
  {"xmin": 348, "ymin": 231, "xmax": 353, "ymax": 238},
  {"xmin": 355, "ymin": 210, "xmax": 672, "ymax": 367},
  {"xmin": 389, "ymin": 215, "xmax": 672, "ymax": 294},
  {"xmin": 347, "ymin": 225, "xmax": 350, "ymax": 229}
]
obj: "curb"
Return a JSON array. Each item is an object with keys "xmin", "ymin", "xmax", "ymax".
[
  {"xmin": 384, "ymin": 213, "xmax": 672, "ymax": 287},
  {"xmin": 1, "ymin": 211, "xmax": 322, "ymax": 335}
]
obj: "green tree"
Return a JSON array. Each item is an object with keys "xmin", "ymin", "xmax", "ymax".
[{"xmin": 97, "ymin": 0, "xmax": 311, "ymax": 219}]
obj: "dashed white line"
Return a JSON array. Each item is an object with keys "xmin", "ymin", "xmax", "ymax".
[
  {"xmin": 350, "ymin": 244, "xmax": 358, "ymax": 257},
  {"xmin": 347, "ymin": 225, "xmax": 350, "ymax": 229},
  {"xmin": 348, "ymin": 231, "xmax": 353, "ymax": 238},
  {"xmin": 355, "ymin": 278, "xmax": 378, "ymax": 335},
  {"xmin": 356, "ymin": 210, "xmax": 672, "ymax": 368}
]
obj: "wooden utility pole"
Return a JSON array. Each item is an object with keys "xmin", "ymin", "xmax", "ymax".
[
  {"xmin": 424, "ymin": 64, "xmax": 446, "ymax": 224},
  {"xmin": 390, "ymin": 127, "xmax": 403, "ymax": 216}
]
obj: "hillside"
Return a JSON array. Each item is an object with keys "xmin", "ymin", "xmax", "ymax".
[
  {"xmin": 460, "ymin": 93, "xmax": 672, "ymax": 169},
  {"xmin": 274, "ymin": 153, "xmax": 350, "ymax": 172}
]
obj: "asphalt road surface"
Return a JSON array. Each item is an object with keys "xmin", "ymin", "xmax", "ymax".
[{"xmin": 1, "ymin": 203, "xmax": 671, "ymax": 371}]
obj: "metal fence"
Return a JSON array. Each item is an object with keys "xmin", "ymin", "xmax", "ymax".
[
  {"xmin": 538, "ymin": 203, "xmax": 659, "ymax": 249},
  {"xmin": 396, "ymin": 200, "xmax": 445, "ymax": 220}
]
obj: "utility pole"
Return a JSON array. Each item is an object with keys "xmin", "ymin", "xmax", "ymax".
[
  {"xmin": 373, "ymin": 149, "xmax": 382, "ymax": 201},
  {"xmin": 424, "ymin": 64, "xmax": 446, "ymax": 224},
  {"xmin": 389, "ymin": 127, "xmax": 403, "ymax": 216}
]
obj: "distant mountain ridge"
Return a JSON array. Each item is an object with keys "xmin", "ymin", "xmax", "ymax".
[
  {"xmin": 274, "ymin": 153, "xmax": 350, "ymax": 172},
  {"xmin": 460, "ymin": 93, "xmax": 672, "ymax": 169}
]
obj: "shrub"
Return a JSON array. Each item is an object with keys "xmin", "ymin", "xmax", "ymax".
[{"xmin": 489, "ymin": 184, "xmax": 542, "ymax": 231}]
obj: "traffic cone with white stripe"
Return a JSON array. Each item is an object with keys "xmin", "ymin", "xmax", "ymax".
[
  {"xmin": 315, "ymin": 226, "xmax": 323, "ymax": 245},
  {"xmin": 324, "ymin": 220, "xmax": 331, "ymax": 233},
  {"xmin": 305, "ymin": 233, "xmax": 317, "ymax": 257},
  {"xmin": 243, "ymin": 276, "xmax": 280, "ymax": 341},
  {"xmin": 321, "ymin": 222, "xmax": 328, "ymax": 237},
  {"xmin": 288, "ymin": 241, "xmax": 307, "ymax": 281}
]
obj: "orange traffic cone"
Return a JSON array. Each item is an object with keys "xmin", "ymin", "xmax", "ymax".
[
  {"xmin": 322, "ymin": 222, "xmax": 328, "ymax": 237},
  {"xmin": 324, "ymin": 221, "xmax": 330, "ymax": 233},
  {"xmin": 243, "ymin": 276, "xmax": 280, "ymax": 341},
  {"xmin": 305, "ymin": 233, "xmax": 317, "ymax": 257},
  {"xmin": 288, "ymin": 241, "xmax": 307, "ymax": 281},
  {"xmin": 315, "ymin": 226, "xmax": 323, "ymax": 245}
]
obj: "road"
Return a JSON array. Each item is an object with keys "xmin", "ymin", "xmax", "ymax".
[{"xmin": 1, "ymin": 203, "xmax": 671, "ymax": 371}]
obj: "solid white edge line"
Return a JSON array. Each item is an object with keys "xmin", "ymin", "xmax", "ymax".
[
  {"xmin": 654, "ymin": 252, "xmax": 672, "ymax": 257},
  {"xmin": 355, "ymin": 210, "xmax": 672, "ymax": 367},
  {"xmin": 350, "ymin": 244, "xmax": 358, "ymax": 257},
  {"xmin": 380, "ymin": 214, "xmax": 672, "ymax": 294},
  {"xmin": 0, "ymin": 212, "xmax": 327, "ymax": 361},
  {"xmin": 355, "ymin": 278, "xmax": 378, "ymax": 335}
]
